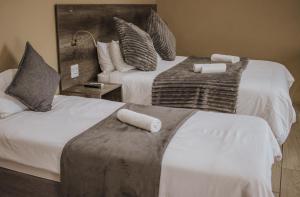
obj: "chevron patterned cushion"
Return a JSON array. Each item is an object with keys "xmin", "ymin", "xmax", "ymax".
[
  {"xmin": 114, "ymin": 17, "xmax": 157, "ymax": 71},
  {"xmin": 147, "ymin": 10, "xmax": 176, "ymax": 61}
]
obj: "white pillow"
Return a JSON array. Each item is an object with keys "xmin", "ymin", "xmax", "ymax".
[
  {"xmin": 96, "ymin": 42, "xmax": 115, "ymax": 72},
  {"xmin": 108, "ymin": 40, "xmax": 135, "ymax": 72},
  {"xmin": 0, "ymin": 69, "xmax": 17, "ymax": 92},
  {"xmin": 0, "ymin": 96, "xmax": 27, "ymax": 118},
  {"xmin": 0, "ymin": 69, "xmax": 27, "ymax": 118}
]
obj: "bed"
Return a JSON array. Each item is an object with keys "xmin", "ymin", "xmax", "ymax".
[
  {"xmin": 0, "ymin": 95, "xmax": 281, "ymax": 197},
  {"xmin": 105, "ymin": 56, "xmax": 296, "ymax": 145}
]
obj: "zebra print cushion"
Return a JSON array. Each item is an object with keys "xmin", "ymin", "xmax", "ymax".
[
  {"xmin": 114, "ymin": 17, "xmax": 157, "ymax": 71},
  {"xmin": 147, "ymin": 10, "xmax": 176, "ymax": 61}
]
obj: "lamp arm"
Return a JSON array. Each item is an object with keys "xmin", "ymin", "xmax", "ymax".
[{"xmin": 72, "ymin": 30, "xmax": 97, "ymax": 47}]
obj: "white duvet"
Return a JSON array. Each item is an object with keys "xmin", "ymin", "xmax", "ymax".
[
  {"xmin": 107, "ymin": 56, "xmax": 296, "ymax": 144},
  {"xmin": 0, "ymin": 95, "xmax": 281, "ymax": 197}
]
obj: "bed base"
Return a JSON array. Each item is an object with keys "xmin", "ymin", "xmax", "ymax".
[{"xmin": 0, "ymin": 167, "xmax": 60, "ymax": 197}]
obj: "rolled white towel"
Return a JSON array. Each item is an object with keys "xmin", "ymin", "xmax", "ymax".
[
  {"xmin": 193, "ymin": 63, "xmax": 227, "ymax": 73},
  {"xmin": 117, "ymin": 109, "xmax": 162, "ymax": 132},
  {"xmin": 211, "ymin": 54, "xmax": 240, "ymax": 63}
]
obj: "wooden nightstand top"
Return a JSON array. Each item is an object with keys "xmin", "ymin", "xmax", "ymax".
[{"xmin": 61, "ymin": 83, "xmax": 122, "ymax": 99}]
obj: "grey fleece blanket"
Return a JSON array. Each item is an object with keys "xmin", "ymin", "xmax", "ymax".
[
  {"xmin": 61, "ymin": 103, "xmax": 195, "ymax": 197},
  {"xmin": 152, "ymin": 57, "xmax": 248, "ymax": 113}
]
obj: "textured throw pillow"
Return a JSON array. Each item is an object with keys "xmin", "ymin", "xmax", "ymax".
[
  {"xmin": 96, "ymin": 42, "xmax": 115, "ymax": 72},
  {"xmin": 5, "ymin": 42, "xmax": 60, "ymax": 112},
  {"xmin": 108, "ymin": 40, "xmax": 134, "ymax": 72},
  {"xmin": 147, "ymin": 10, "xmax": 176, "ymax": 61},
  {"xmin": 114, "ymin": 17, "xmax": 157, "ymax": 71}
]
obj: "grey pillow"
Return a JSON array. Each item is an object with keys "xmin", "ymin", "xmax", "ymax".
[
  {"xmin": 5, "ymin": 42, "xmax": 60, "ymax": 112},
  {"xmin": 114, "ymin": 17, "xmax": 157, "ymax": 71},
  {"xmin": 147, "ymin": 10, "xmax": 176, "ymax": 61}
]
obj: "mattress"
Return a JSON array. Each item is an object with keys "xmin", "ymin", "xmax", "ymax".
[
  {"xmin": 0, "ymin": 95, "xmax": 281, "ymax": 197},
  {"xmin": 106, "ymin": 56, "xmax": 296, "ymax": 144}
]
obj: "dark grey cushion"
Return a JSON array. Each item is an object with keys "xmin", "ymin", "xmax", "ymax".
[
  {"xmin": 147, "ymin": 10, "xmax": 176, "ymax": 61},
  {"xmin": 5, "ymin": 42, "xmax": 60, "ymax": 112},
  {"xmin": 114, "ymin": 17, "xmax": 157, "ymax": 71}
]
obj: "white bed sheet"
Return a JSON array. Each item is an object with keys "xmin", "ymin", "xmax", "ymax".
[
  {"xmin": 107, "ymin": 56, "xmax": 296, "ymax": 144},
  {"xmin": 0, "ymin": 95, "xmax": 281, "ymax": 197}
]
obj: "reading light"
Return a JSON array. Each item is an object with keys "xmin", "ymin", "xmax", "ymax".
[{"xmin": 71, "ymin": 30, "xmax": 97, "ymax": 47}]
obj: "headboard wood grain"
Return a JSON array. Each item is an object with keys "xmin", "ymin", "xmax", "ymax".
[{"xmin": 55, "ymin": 4, "xmax": 156, "ymax": 91}]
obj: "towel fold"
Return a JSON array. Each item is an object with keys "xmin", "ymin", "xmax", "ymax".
[
  {"xmin": 193, "ymin": 63, "xmax": 227, "ymax": 73},
  {"xmin": 117, "ymin": 109, "xmax": 162, "ymax": 132},
  {"xmin": 211, "ymin": 54, "xmax": 240, "ymax": 63}
]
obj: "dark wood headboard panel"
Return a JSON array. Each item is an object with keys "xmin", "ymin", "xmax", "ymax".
[{"xmin": 55, "ymin": 4, "xmax": 156, "ymax": 91}]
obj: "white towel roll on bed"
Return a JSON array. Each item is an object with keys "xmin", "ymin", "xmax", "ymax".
[
  {"xmin": 211, "ymin": 54, "xmax": 240, "ymax": 63},
  {"xmin": 117, "ymin": 109, "xmax": 162, "ymax": 132},
  {"xmin": 193, "ymin": 63, "xmax": 227, "ymax": 73}
]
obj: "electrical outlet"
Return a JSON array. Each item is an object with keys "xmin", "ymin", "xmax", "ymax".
[{"xmin": 70, "ymin": 64, "xmax": 79, "ymax": 78}]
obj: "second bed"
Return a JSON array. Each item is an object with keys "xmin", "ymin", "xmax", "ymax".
[{"xmin": 105, "ymin": 56, "xmax": 296, "ymax": 144}]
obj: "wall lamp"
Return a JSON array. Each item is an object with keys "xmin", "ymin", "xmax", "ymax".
[{"xmin": 71, "ymin": 30, "xmax": 97, "ymax": 47}]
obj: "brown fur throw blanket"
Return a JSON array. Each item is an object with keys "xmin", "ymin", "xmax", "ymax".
[
  {"xmin": 61, "ymin": 104, "xmax": 195, "ymax": 197},
  {"xmin": 152, "ymin": 57, "xmax": 248, "ymax": 113}
]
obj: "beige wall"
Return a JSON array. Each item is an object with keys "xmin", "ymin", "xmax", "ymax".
[
  {"xmin": 157, "ymin": 0, "xmax": 300, "ymax": 103},
  {"xmin": 0, "ymin": 0, "xmax": 155, "ymax": 71},
  {"xmin": 1, "ymin": 0, "xmax": 299, "ymax": 103}
]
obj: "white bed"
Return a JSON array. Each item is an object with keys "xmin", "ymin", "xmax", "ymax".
[
  {"xmin": 0, "ymin": 95, "xmax": 281, "ymax": 197},
  {"xmin": 105, "ymin": 56, "xmax": 296, "ymax": 145}
]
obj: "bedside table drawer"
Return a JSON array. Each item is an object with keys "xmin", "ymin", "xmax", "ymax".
[
  {"xmin": 61, "ymin": 83, "xmax": 122, "ymax": 102},
  {"xmin": 62, "ymin": 92, "xmax": 100, "ymax": 99},
  {"xmin": 101, "ymin": 87, "xmax": 122, "ymax": 102}
]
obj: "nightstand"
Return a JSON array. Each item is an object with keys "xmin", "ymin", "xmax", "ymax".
[{"xmin": 61, "ymin": 83, "xmax": 122, "ymax": 102}]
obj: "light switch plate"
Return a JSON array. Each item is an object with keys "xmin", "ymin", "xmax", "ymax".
[{"xmin": 70, "ymin": 64, "xmax": 79, "ymax": 78}]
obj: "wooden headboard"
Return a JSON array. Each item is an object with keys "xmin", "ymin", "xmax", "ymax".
[{"xmin": 55, "ymin": 4, "xmax": 156, "ymax": 91}]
